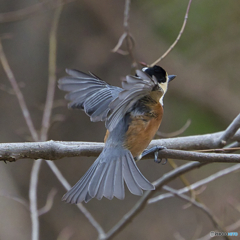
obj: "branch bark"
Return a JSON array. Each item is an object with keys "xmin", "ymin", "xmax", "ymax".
[{"xmin": 0, "ymin": 127, "xmax": 239, "ymax": 163}]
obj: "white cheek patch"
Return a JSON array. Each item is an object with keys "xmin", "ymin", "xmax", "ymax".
[{"xmin": 159, "ymin": 82, "xmax": 168, "ymax": 105}]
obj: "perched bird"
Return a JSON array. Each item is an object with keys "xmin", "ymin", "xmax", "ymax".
[{"xmin": 58, "ymin": 65, "xmax": 176, "ymax": 203}]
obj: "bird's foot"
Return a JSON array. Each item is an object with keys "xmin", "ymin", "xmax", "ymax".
[{"xmin": 142, "ymin": 146, "xmax": 167, "ymax": 164}]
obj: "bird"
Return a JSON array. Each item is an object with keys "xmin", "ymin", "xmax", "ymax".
[{"xmin": 58, "ymin": 65, "xmax": 176, "ymax": 203}]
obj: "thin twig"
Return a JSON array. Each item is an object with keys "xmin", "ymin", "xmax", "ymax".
[
  {"xmin": 112, "ymin": 0, "xmax": 137, "ymax": 69},
  {"xmin": 0, "ymin": 40, "xmax": 38, "ymax": 141},
  {"xmin": 29, "ymin": 160, "xmax": 42, "ymax": 240},
  {"xmin": 196, "ymin": 147, "xmax": 240, "ymax": 153},
  {"xmin": 164, "ymin": 186, "xmax": 228, "ymax": 238},
  {"xmin": 150, "ymin": 0, "xmax": 192, "ymax": 66},
  {"xmin": 29, "ymin": 4, "xmax": 64, "ymax": 239},
  {"xmin": 166, "ymin": 187, "xmax": 230, "ymax": 240},
  {"xmin": 0, "ymin": 192, "xmax": 29, "ymax": 210},
  {"xmin": 157, "ymin": 119, "xmax": 191, "ymax": 138},
  {"xmin": 149, "ymin": 163, "xmax": 240, "ymax": 204},
  {"xmin": 41, "ymin": 0, "xmax": 63, "ymax": 141},
  {"xmin": 103, "ymin": 162, "xmax": 206, "ymax": 240},
  {"xmin": 38, "ymin": 188, "xmax": 57, "ymax": 216},
  {"xmin": 0, "ymin": 7, "xmax": 106, "ymax": 237},
  {"xmin": 0, "ymin": 0, "xmax": 73, "ymax": 23},
  {"xmin": 0, "ymin": 38, "xmax": 41, "ymax": 240},
  {"xmin": 46, "ymin": 161, "xmax": 106, "ymax": 238}
]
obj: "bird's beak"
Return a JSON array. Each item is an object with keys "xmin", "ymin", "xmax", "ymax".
[{"xmin": 168, "ymin": 75, "xmax": 176, "ymax": 82}]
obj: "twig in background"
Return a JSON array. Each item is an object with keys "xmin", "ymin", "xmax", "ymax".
[
  {"xmin": 149, "ymin": 163, "xmax": 240, "ymax": 204},
  {"xmin": 0, "ymin": 192, "xmax": 29, "ymax": 210},
  {"xmin": 38, "ymin": 188, "xmax": 57, "ymax": 216},
  {"xmin": 29, "ymin": 3, "xmax": 64, "ymax": 239},
  {"xmin": 41, "ymin": 1, "xmax": 63, "ymax": 141},
  {"xmin": 29, "ymin": 160, "xmax": 42, "ymax": 240},
  {"xmin": 0, "ymin": 40, "xmax": 38, "ymax": 142},
  {"xmin": 46, "ymin": 160, "xmax": 106, "ymax": 238},
  {"xmin": 157, "ymin": 119, "xmax": 191, "ymax": 138},
  {"xmin": 150, "ymin": 0, "xmax": 192, "ymax": 66},
  {"xmin": 103, "ymin": 162, "xmax": 206, "ymax": 240},
  {"xmin": 0, "ymin": 3, "xmax": 105, "ymax": 239},
  {"xmin": 0, "ymin": 38, "xmax": 41, "ymax": 240},
  {"xmin": 112, "ymin": 0, "xmax": 138, "ymax": 69},
  {"xmin": 0, "ymin": 0, "xmax": 74, "ymax": 23},
  {"xmin": 164, "ymin": 186, "xmax": 229, "ymax": 239}
]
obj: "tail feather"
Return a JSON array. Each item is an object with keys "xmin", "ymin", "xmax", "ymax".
[
  {"xmin": 103, "ymin": 160, "xmax": 117, "ymax": 200},
  {"xmin": 88, "ymin": 162, "xmax": 107, "ymax": 197},
  {"xmin": 113, "ymin": 157, "xmax": 125, "ymax": 199},
  {"xmin": 62, "ymin": 149, "xmax": 154, "ymax": 203},
  {"xmin": 126, "ymin": 152, "xmax": 155, "ymax": 190},
  {"xmin": 122, "ymin": 155, "xmax": 143, "ymax": 196},
  {"xmin": 62, "ymin": 161, "xmax": 98, "ymax": 203},
  {"xmin": 95, "ymin": 169, "xmax": 108, "ymax": 200}
]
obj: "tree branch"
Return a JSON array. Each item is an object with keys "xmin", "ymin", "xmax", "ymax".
[
  {"xmin": 219, "ymin": 113, "xmax": 240, "ymax": 146},
  {"xmin": 0, "ymin": 0, "xmax": 73, "ymax": 23},
  {"xmin": 0, "ymin": 131, "xmax": 239, "ymax": 163},
  {"xmin": 0, "ymin": 40, "xmax": 38, "ymax": 141},
  {"xmin": 150, "ymin": 0, "xmax": 192, "ymax": 66},
  {"xmin": 149, "ymin": 163, "xmax": 240, "ymax": 204},
  {"xmin": 164, "ymin": 186, "xmax": 229, "ymax": 239},
  {"xmin": 102, "ymin": 162, "xmax": 206, "ymax": 240}
]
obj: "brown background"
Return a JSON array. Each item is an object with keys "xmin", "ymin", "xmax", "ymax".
[{"xmin": 0, "ymin": 0, "xmax": 240, "ymax": 239}]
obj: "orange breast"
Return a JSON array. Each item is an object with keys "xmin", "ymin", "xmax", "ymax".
[{"xmin": 124, "ymin": 103, "xmax": 163, "ymax": 158}]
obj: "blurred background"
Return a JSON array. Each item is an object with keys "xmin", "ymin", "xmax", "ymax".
[{"xmin": 0, "ymin": 0, "xmax": 240, "ymax": 239}]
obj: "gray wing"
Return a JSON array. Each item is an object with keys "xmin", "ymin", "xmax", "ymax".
[
  {"xmin": 58, "ymin": 69, "xmax": 122, "ymax": 122},
  {"xmin": 106, "ymin": 70, "xmax": 162, "ymax": 131}
]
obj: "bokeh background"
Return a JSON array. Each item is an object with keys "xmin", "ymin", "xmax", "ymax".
[{"xmin": 0, "ymin": 0, "xmax": 240, "ymax": 239}]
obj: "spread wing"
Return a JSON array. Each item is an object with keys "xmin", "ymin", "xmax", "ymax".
[
  {"xmin": 58, "ymin": 69, "xmax": 163, "ymax": 131},
  {"xmin": 106, "ymin": 70, "xmax": 163, "ymax": 131},
  {"xmin": 58, "ymin": 69, "xmax": 122, "ymax": 122}
]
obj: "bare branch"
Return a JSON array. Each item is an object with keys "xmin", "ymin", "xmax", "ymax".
[
  {"xmin": 38, "ymin": 188, "xmax": 57, "ymax": 216},
  {"xmin": 219, "ymin": 113, "xmax": 240, "ymax": 146},
  {"xmin": 103, "ymin": 162, "xmax": 206, "ymax": 240},
  {"xmin": 149, "ymin": 163, "xmax": 240, "ymax": 204},
  {"xmin": 157, "ymin": 119, "xmax": 191, "ymax": 138},
  {"xmin": 41, "ymin": 2, "xmax": 63, "ymax": 141},
  {"xmin": 0, "ymin": 0, "xmax": 73, "ymax": 23},
  {"xmin": 46, "ymin": 161, "xmax": 106, "ymax": 238},
  {"xmin": 1, "ymin": 139, "xmax": 240, "ymax": 163},
  {"xmin": 112, "ymin": 0, "xmax": 138, "ymax": 69},
  {"xmin": 29, "ymin": 160, "xmax": 42, "ymax": 240},
  {"xmin": 0, "ymin": 40, "xmax": 38, "ymax": 141},
  {"xmin": 0, "ymin": 192, "xmax": 29, "ymax": 210},
  {"xmin": 29, "ymin": 4, "xmax": 64, "ymax": 239},
  {"xmin": 150, "ymin": 0, "xmax": 192, "ymax": 66},
  {"xmin": 164, "ymin": 186, "xmax": 228, "ymax": 237}
]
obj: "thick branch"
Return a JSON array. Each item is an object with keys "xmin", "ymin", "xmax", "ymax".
[{"xmin": 0, "ymin": 127, "xmax": 239, "ymax": 162}]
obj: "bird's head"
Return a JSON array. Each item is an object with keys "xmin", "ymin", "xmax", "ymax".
[{"xmin": 142, "ymin": 65, "xmax": 176, "ymax": 105}]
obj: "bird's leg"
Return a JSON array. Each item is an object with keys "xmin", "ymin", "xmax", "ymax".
[{"xmin": 141, "ymin": 146, "xmax": 167, "ymax": 164}]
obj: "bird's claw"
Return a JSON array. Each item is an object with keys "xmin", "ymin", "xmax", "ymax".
[{"xmin": 153, "ymin": 146, "xmax": 167, "ymax": 165}]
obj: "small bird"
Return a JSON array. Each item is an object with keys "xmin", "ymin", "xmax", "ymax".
[{"xmin": 58, "ymin": 65, "xmax": 176, "ymax": 203}]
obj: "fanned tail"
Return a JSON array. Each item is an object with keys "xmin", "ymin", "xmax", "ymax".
[{"xmin": 62, "ymin": 148, "xmax": 155, "ymax": 203}]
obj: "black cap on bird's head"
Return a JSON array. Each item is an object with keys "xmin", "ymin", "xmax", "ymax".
[
  {"xmin": 142, "ymin": 65, "xmax": 176, "ymax": 105},
  {"xmin": 142, "ymin": 65, "xmax": 176, "ymax": 84}
]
